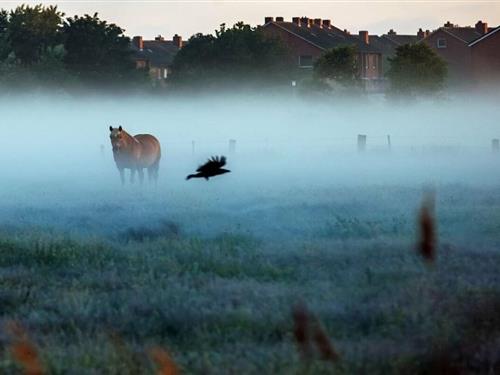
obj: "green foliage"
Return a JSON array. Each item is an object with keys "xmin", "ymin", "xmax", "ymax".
[
  {"xmin": 0, "ymin": 45, "xmax": 75, "ymax": 90},
  {"xmin": 0, "ymin": 9, "xmax": 10, "ymax": 61},
  {"xmin": 62, "ymin": 13, "xmax": 144, "ymax": 86},
  {"xmin": 314, "ymin": 46, "xmax": 360, "ymax": 86},
  {"xmin": 0, "ymin": 6, "xmax": 147, "ymax": 91},
  {"xmin": 386, "ymin": 43, "xmax": 447, "ymax": 97},
  {"xmin": 170, "ymin": 22, "xmax": 292, "ymax": 88},
  {"xmin": 7, "ymin": 4, "xmax": 64, "ymax": 65}
]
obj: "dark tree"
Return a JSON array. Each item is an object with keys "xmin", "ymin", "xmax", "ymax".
[
  {"xmin": 314, "ymin": 46, "xmax": 359, "ymax": 86},
  {"xmin": 7, "ymin": 4, "xmax": 64, "ymax": 65},
  {"xmin": 62, "ymin": 13, "xmax": 142, "ymax": 85},
  {"xmin": 386, "ymin": 43, "xmax": 447, "ymax": 97},
  {"xmin": 0, "ymin": 9, "xmax": 10, "ymax": 61},
  {"xmin": 170, "ymin": 22, "xmax": 291, "ymax": 88}
]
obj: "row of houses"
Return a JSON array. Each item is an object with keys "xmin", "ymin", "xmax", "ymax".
[{"xmin": 131, "ymin": 17, "xmax": 500, "ymax": 89}]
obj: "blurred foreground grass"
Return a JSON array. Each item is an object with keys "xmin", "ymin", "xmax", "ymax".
[{"xmin": 1, "ymin": 228, "xmax": 500, "ymax": 374}]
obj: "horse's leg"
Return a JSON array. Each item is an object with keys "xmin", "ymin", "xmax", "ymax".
[
  {"xmin": 152, "ymin": 159, "xmax": 160, "ymax": 186},
  {"xmin": 154, "ymin": 167, "xmax": 159, "ymax": 185},
  {"xmin": 119, "ymin": 168, "xmax": 125, "ymax": 186},
  {"xmin": 147, "ymin": 167, "xmax": 153, "ymax": 183},
  {"xmin": 138, "ymin": 168, "xmax": 144, "ymax": 185},
  {"xmin": 130, "ymin": 169, "xmax": 136, "ymax": 184}
]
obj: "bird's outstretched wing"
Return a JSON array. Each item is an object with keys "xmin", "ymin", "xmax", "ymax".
[{"xmin": 196, "ymin": 155, "xmax": 226, "ymax": 172}]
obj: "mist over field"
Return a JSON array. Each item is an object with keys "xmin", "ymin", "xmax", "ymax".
[
  {"xmin": 2, "ymin": 92, "xmax": 500, "ymax": 373},
  {"xmin": 1, "ymin": 93, "xmax": 500, "ymax": 237}
]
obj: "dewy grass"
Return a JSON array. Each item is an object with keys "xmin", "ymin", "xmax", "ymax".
[{"xmin": 1, "ymin": 184, "xmax": 500, "ymax": 373}]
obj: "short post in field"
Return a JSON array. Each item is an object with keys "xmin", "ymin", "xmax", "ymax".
[
  {"xmin": 191, "ymin": 141, "xmax": 195, "ymax": 155},
  {"xmin": 492, "ymin": 139, "xmax": 499, "ymax": 153},
  {"xmin": 357, "ymin": 134, "xmax": 367, "ymax": 153},
  {"xmin": 387, "ymin": 135, "xmax": 391, "ymax": 151},
  {"xmin": 100, "ymin": 144, "xmax": 105, "ymax": 158},
  {"xmin": 229, "ymin": 139, "xmax": 236, "ymax": 154}
]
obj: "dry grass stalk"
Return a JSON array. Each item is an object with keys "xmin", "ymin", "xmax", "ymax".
[
  {"xmin": 108, "ymin": 332, "xmax": 142, "ymax": 373},
  {"xmin": 6, "ymin": 321, "xmax": 44, "ymax": 375},
  {"xmin": 292, "ymin": 302, "xmax": 312, "ymax": 360},
  {"xmin": 149, "ymin": 347, "xmax": 179, "ymax": 375},
  {"xmin": 292, "ymin": 302, "xmax": 340, "ymax": 364},
  {"xmin": 418, "ymin": 191, "xmax": 436, "ymax": 264},
  {"xmin": 311, "ymin": 318, "xmax": 340, "ymax": 363}
]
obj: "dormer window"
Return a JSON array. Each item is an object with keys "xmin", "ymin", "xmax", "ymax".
[{"xmin": 437, "ymin": 38, "xmax": 447, "ymax": 48}]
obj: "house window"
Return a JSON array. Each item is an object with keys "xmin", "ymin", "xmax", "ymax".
[
  {"xmin": 299, "ymin": 55, "xmax": 313, "ymax": 68},
  {"xmin": 437, "ymin": 38, "xmax": 447, "ymax": 49}
]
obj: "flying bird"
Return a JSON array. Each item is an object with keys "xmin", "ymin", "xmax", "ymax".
[{"xmin": 186, "ymin": 156, "xmax": 230, "ymax": 180}]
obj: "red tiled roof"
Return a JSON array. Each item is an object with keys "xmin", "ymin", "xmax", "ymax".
[
  {"xmin": 441, "ymin": 27, "xmax": 482, "ymax": 43},
  {"xmin": 131, "ymin": 40, "xmax": 181, "ymax": 67},
  {"xmin": 382, "ymin": 34, "xmax": 420, "ymax": 46},
  {"xmin": 264, "ymin": 21, "xmax": 381, "ymax": 54},
  {"xmin": 469, "ymin": 25, "xmax": 500, "ymax": 46}
]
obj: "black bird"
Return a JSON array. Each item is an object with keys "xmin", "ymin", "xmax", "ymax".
[{"xmin": 186, "ymin": 156, "xmax": 231, "ymax": 180}]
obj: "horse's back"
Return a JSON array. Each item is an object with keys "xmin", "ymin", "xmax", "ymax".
[{"xmin": 135, "ymin": 134, "xmax": 161, "ymax": 167}]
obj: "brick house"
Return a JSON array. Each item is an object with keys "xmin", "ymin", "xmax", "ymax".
[
  {"xmin": 131, "ymin": 34, "xmax": 183, "ymax": 85},
  {"xmin": 469, "ymin": 26, "xmax": 500, "ymax": 88},
  {"xmin": 422, "ymin": 21, "xmax": 496, "ymax": 85},
  {"xmin": 260, "ymin": 17, "xmax": 383, "ymax": 88},
  {"xmin": 368, "ymin": 29, "xmax": 424, "ymax": 73}
]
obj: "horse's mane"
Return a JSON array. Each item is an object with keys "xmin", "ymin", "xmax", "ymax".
[{"xmin": 121, "ymin": 129, "xmax": 140, "ymax": 145}]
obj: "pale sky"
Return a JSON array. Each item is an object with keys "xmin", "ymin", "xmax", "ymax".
[{"xmin": 1, "ymin": 1, "xmax": 499, "ymax": 40}]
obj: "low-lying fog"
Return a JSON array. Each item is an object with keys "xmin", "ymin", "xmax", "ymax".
[{"xmin": 1, "ymin": 93, "xmax": 499, "ymax": 241}]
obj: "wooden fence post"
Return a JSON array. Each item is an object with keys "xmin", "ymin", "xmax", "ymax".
[
  {"xmin": 387, "ymin": 135, "xmax": 391, "ymax": 151},
  {"xmin": 191, "ymin": 141, "xmax": 195, "ymax": 155},
  {"xmin": 229, "ymin": 139, "xmax": 236, "ymax": 154},
  {"xmin": 357, "ymin": 134, "xmax": 367, "ymax": 152},
  {"xmin": 492, "ymin": 139, "xmax": 499, "ymax": 153}
]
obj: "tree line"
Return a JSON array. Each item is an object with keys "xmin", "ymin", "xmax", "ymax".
[
  {"xmin": 0, "ymin": 4, "xmax": 447, "ymax": 96},
  {"xmin": 0, "ymin": 4, "xmax": 145, "ymax": 91},
  {"xmin": 172, "ymin": 27, "xmax": 448, "ymax": 97},
  {"xmin": 310, "ymin": 44, "xmax": 447, "ymax": 97}
]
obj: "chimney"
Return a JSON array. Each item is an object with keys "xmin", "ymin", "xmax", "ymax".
[
  {"xmin": 308, "ymin": 19, "xmax": 314, "ymax": 28},
  {"xmin": 276, "ymin": 16, "xmax": 284, "ymax": 22},
  {"xmin": 417, "ymin": 28, "xmax": 425, "ymax": 39},
  {"xmin": 132, "ymin": 36, "xmax": 143, "ymax": 50},
  {"xmin": 388, "ymin": 29, "xmax": 396, "ymax": 35},
  {"xmin": 313, "ymin": 18, "xmax": 322, "ymax": 27},
  {"xmin": 300, "ymin": 17, "xmax": 309, "ymax": 27},
  {"xmin": 359, "ymin": 30, "xmax": 369, "ymax": 44},
  {"xmin": 173, "ymin": 34, "xmax": 183, "ymax": 48},
  {"xmin": 425, "ymin": 30, "xmax": 430, "ymax": 37},
  {"xmin": 264, "ymin": 17, "xmax": 274, "ymax": 24},
  {"xmin": 344, "ymin": 29, "xmax": 350, "ymax": 35},
  {"xmin": 155, "ymin": 35, "xmax": 164, "ymax": 41},
  {"xmin": 475, "ymin": 20, "xmax": 488, "ymax": 35},
  {"xmin": 322, "ymin": 19, "xmax": 331, "ymax": 29},
  {"xmin": 444, "ymin": 21, "xmax": 454, "ymax": 28},
  {"xmin": 292, "ymin": 17, "xmax": 300, "ymax": 26}
]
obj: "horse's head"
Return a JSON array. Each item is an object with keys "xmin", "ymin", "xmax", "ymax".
[{"xmin": 109, "ymin": 126, "xmax": 126, "ymax": 152}]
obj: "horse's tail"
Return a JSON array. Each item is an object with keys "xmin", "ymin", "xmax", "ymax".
[{"xmin": 148, "ymin": 150, "xmax": 161, "ymax": 184}]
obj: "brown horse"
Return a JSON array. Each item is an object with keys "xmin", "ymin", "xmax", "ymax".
[{"xmin": 109, "ymin": 126, "xmax": 161, "ymax": 185}]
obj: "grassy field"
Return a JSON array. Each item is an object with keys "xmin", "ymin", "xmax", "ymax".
[
  {"xmin": 2, "ymin": 181, "xmax": 500, "ymax": 374},
  {"xmin": 1, "ymin": 94, "xmax": 500, "ymax": 373}
]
